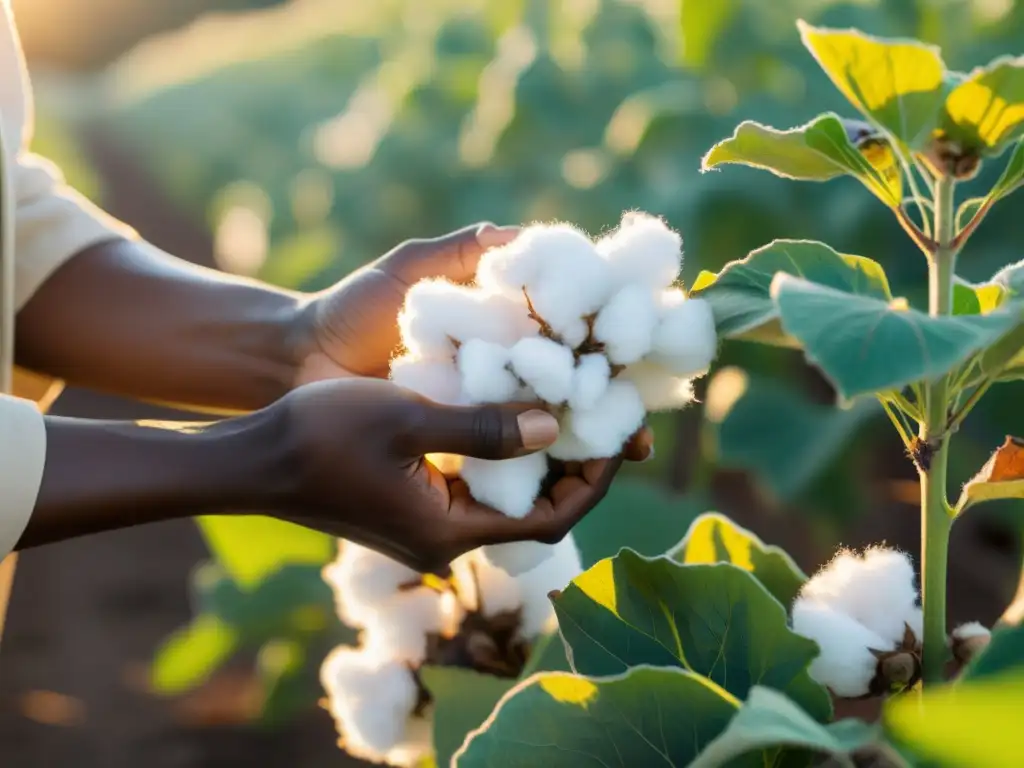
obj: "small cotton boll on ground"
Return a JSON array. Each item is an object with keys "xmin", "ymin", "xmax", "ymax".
[
  {"xmin": 460, "ymin": 450, "xmax": 549, "ymax": 519},
  {"xmin": 361, "ymin": 588, "xmax": 448, "ymax": 664},
  {"xmin": 482, "ymin": 541, "xmax": 556, "ymax": 577},
  {"xmin": 620, "ymin": 360, "xmax": 695, "ymax": 412},
  {"xmin": 509, "ymin": 337, "xmax": 576, "ymax": 404},
  {"xmin": 320, "ymin": 647, "xmax": 418, "ymax": 760},
  {"xmin": 650, "ymin": 294, "xmax": 718, "ymax": 377},
  {"xmin": 568, "ymin": 353, "xmax": 611, "ymax": 412},
  {"xmin": 515, "ymin": 534, "xmax": 584, "ymax": 637},
  {"xmin": 567, "ymin": 380, "xmax": 646, "ymax": 458},
  {"xmin": 390, "ymin": 356, "xmax": 462, "ymax": 405},
  {"xmin": 597, "ymin": 212, "xmax": 681, "ymax": 291},
  {"xmin": 791, "ymin": 599, "xmax": 891, "ymax": 698},
  {"xmin": 458, "ymin": 339, "xmax": 520, "ymax": 403},
  {"xmin": 323, "ymin": 542, "xmax": 419, "ymax": 628},
  {"xmin": 451, "ymin": 548, "xmax": 523, "ymax": 617},
  {"xmin": 593, "ymin": 284, "xmax": 659, "ymax": 365}
]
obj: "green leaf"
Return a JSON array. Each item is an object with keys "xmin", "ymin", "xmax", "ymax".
[
  {"xmin": 943, "ymin": 57, "xmax": 1024, "ymax": 157},
  {"xmin": 420, "ymin": 666, "xmax": 515, "ymax": 768},
  {"xmin": 551, "ymin": 552, "xmax": 832, "ymax": 722},
  {"xmin": 885, "ymin": 671, "xmax": 1024, "ymax": 767},
  {"xmin": 952, "ymin": 278, "xmax": 1005, "ymax": 315},
  {"xmin": 669, "ymin": 513, "xmax": 808, "ymax": 608},
  {"xmin": 771, "ymin": 273, "xmax": 1019, "ymax": 399},
  {"xmin": 709, "ymin": 369, "xmax": 878, "ymax": 500},
  {"xmin": 571, "ymin": 479, "xmax": 703, "ymax": 568},
  {"xmin": 257, "ymin": 638, "xmax": 308, "ymax": 725},
  {"xmin": 151, "ymin": 613, "xmax": 238, "ymax": 695},
  {"xmin": 689, "ymin": 239, "xmax": 890, "ymax": 344},
  {"xmin": 989, "ymin": 140, "xmax": 1024, "ymax": 202},
  {"xmin": 454, "ymin": 666, "xmax": 743, "ymax": 767},
  {"xmin": 196, "ymin": 516, "xmax": 335, "ymax": 589},
  {"xmin": 954, "ymin": 436, "xmax": 1024, "ymax": 515},
  {"xmin": 701, "ymin": 113, "xmax": 901, "ymax": 206},
  {"xmin": 961, "ymin": 622, "xmax": 1024, "ymax": 682},
  {"xmin": 680, "ymin": 0, "xmax": 737, "ymax": 70},
  {"xmin": 519, "ymin": 631, "xmax": 572, "ymax": 677},
  {"xmin": 796, "ymin": 21, "xmax": 949, "ymax": 150},
  {"xmin": 692, "ymin": 687, "xmax": 877, "ymax": 768}
]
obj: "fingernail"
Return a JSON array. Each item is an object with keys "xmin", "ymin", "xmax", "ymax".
[
  {"xmin": 518, "ymin": 409, "xmax": 559, "ymax": 450},
  {"xmin": 477, "ymin": 224, "xmax": 520, "ymax": 248}
]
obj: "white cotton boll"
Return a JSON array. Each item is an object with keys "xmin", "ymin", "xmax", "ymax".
[
  {"xmin": 475, "ymin": 226, "xmax": 546, "ymax": 296},
  {"xmin": 458, "ymin": 339, "xmax": 520, "ymax": 403},
  {"xmin": 567, "ymin": 380, "xmax": 646, "ymax": 458},
  {"xmin": 323, "ymin": 542, "xmax": 419, "ymax": 628},
  {"xmin": 516, "ymin": 534, "xmax": 584, "ymax": 637},
  {"xmin": 390, "ymin": 355, "xmax": 463, "ymax": 405},
  {"xmin": 619, "ymin": 360, "xmax": 695, "ymax": 412},
  {"xmin": 509, "ymin": 337, "xmax": 576, "ymax": 404},
  {"xmin": 952, "ymin": 622, "xmax": 990, "ymax": 641},
  {"xmin": 650, "ymin": 293, "xmax": 718, "ymax": 377},
  {"xmin": 362, "ymin": 588, "xmax": 447, "ymax": 664},
  {"xmin": 482, "ymin": 541, "xmax": 555, "ymax": 577},
  {"xmin": 320, "ymin": 647, "xmax": 418, "ymax": 760},
  {"xmin": 451, "ymin": 548, "xmax": 524, "ymax": 617},
  {"xmin": 593, "ymin": 284, "xmax": 659, "ymax": 365},
  {"xmin": 791, "ymin": 599, "xmax": 890, "ymax": 698},
  {"xmin": 569, "ymin": 353, "xmax": 611, "ymax": 412},
  {"xmin": 460, "ymin": 450, "xmax": 549, "ymax": 519},
  {"xmin": 547, "ymin": 429, "xmax": 595, "ymax": 462},
  {"xmin": 384, "ymin": 715, "xmax": 434, "ymax": 768},
  {"xmin": 906, "ymin": 606, "xmax": 923, "ymax": 645},
  {"xmin": 597, "ymin": 211, "xmax": 681, "ymax": 291},
  {"xmin": 398, "ymin": 280, "xmax": 536, "ymax": 359}
]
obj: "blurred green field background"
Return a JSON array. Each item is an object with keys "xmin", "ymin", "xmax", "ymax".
[{"xmin": 17, "ymin": 0, "xmax": 1024, "ymax": 751}]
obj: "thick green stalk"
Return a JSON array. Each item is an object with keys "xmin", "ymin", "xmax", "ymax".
[{"xmin": 920, "ymin": 175, "xmax": 956, "ymax": 683}]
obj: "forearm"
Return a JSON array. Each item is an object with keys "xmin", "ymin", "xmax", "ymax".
[
  {"xmin": 15, "ymin": 238, "xmax": 311, "ymax": 413},
  {"xmin": 18, "ymin": 408, "xmax": 293, "ymax": 549}
]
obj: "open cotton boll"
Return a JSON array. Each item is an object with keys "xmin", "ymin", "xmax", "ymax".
[
  {"xmin": 516, "ymin": 534, "xmax": 584, "ymax": 637},
  {"xmin": 619, "ymin": 360, "xmax": 695, "ymax": 412},
  {"xmin": 567, "ymin": 380, "xmax": 646, "ymax": 458},
  {"xmin": 458, "ymin": 339, "xmax": 520, "ymax": 403},
  {"xmin": 451, "ymin": 548, "xmax": 524, "ymax": 617},
  {"xmin": 791, "ymin": 599, "xmax": 890, "ymax": 698},
  {"xmin": 593, "ymin": 283, "xmax": 659, "ymax": 365},
  {"xmin": 597, "ymin": 211, "xmax": 681, "ymax": 291},
  {"xmin": 509, "ymin": 337, "xmax": 576, "ymax": 404},
  {"xmin": 650, "ymin": 293, "xmax": 718, "ymax": 377},
  {"xmin": 323, "ymin": 542, "xmax": 419, "ymax": 628},
  {"xmin": 383, "ymin": 715, "xmax": 434, "ymax": 768},
  {"xmin": 546, "ymin": 429, "xmax": 595, "ymax": 462},
  {"xmin": 482, "ymin": 541, "xmax": 555, "ymax": 577},
  {"xmin": 362, "ymin": 587, "xmax": 448, "ymax": 664},
  {"xmin": 952, "ymin": 621, "xmax": 990, "ymax": 641},
  {"xmin": 460, "ymin": 450, "xmax": 549, "ymax": 518},
  {"xmin": 568, "ymin": 353, "xmax": 611, "ymax": 412},
  {"xmin": 474, "ymin": 226, "xmax": 547, "ymax": 296},
  {"xmin": 320, "ymin": 647, "xmax": 418, "ymax": 760},
  {"xmin": 390, "ymin": 355, "xmax": 463, "ymax": 405}
]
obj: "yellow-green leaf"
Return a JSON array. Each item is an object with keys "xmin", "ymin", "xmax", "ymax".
[
  {"xmin": 955, "ymin": 435, "xmax": 1024, "ymax": 515},
  {"xmin": 151, "ymin": 614, "xmax": 238, "ymax": 695},
  {"xmin": 797, "ymin": 20, "xmax": 948, "ymax": 150},
  {"xmin": 943, "ymin": 56, "xmax": 1024, "ymax": 157}
]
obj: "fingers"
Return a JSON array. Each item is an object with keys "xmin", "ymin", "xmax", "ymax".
[
  {"xmin": 403, "ymin": 400, "xmax": 559, "ymax": 460},
  {"xmin": 384, "ymin": 222, "xmax": 520, "ymax": 284},
  {"xmin": 623, "ymin": 425, "xmax": 655, "ymax": 463}
]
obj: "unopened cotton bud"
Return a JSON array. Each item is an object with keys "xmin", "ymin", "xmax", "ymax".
[
  {"xmin": 458, "ymin": 339, "xmax": 520, "ymax": 403},
  {"xmin": 390, "ymin": 355, "xmax": 463, "ymax": 405},
  {"xmin": 651, "ymin": 293, "xmax": 718, "ymax": 377},
  {"xmin": 792, "ymin": 599, "xmax": 890, "ymax": 698},
  {"xmin": 593, "ymin": 283, "xmax": 659, "ymax": 364},
  {"xmin": 597, "ymin": 211, "xmax": 681, "ymax": 291},
  {"xmin": 509, "ymin": 336, "xmax": 576, "ymax": 404},
  {"xmin": 951, "ymin": 622, "xmax": 991, "ymax": 665},
  {"xmin": 323, "ymin": 542, "xmax": 420, "ymax": 628},
  {"xmin": 567, "ymin": 380, "xmax": 645, "ymax": 458},
  {"xmin": 460, "ymin": 450, "xmax": 549, "ymax": 519},
  {"xmin": 620, "ymin": 360, "xmax": 695, "ymax": 412},
  {"xmin": 569, "ymin": 353, "xmax": 611, "ymax": 412}
]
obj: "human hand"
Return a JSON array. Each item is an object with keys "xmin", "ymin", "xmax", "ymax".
[
  {"xmin": 294, "ymin": 223, "xmax": 520, "ymax": 384},
  {"xmin": 270, "ymin": 377, "xmax": 652, "ymax": 572}
]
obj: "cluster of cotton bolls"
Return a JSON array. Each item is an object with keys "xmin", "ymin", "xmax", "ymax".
[
  {"xmin": 791, "ymin": 546, "xmax": 991, "ymax": 697},
  {"xmin": 392, "ymin": 212, "xmax": 717, "ymax": 575},
  {"xmin": 319, "ymin": 535, "xmax": 583, "ymax": 767}
]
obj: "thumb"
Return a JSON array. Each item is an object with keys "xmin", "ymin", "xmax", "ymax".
[{"xmin": 404, "ymin": 401, "xmax": 559, "ymax": 460}]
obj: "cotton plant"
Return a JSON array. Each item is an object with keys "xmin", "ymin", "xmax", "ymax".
[
  {"xmin": 319, "ymin": 536, "xmax": 583, "ymax": 767},
  {"xmin": 393, "ymin": 212, "xmax": 716, "ymax": 574}
]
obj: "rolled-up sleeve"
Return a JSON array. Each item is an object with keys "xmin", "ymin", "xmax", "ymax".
[
  {"xmin": 13, "ymin": 152, "xmax": 137, "ymax": 311},
  {"xmin": 0, "ymin": 394, "xmax": 45, "ymax": 557}
]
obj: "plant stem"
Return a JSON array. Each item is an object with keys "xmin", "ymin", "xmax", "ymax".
[{"xmin": 920, "ymin": 175, "xmax": 956, "ymax": 684}]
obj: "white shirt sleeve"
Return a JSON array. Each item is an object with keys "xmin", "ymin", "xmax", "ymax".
[
  {"xmin": 0, "ymin": 393, "xmax": 45, "ymax": 557},
  {"xmin": 12, "ymin": 151, "xmax": 137, "ymax": 311}
]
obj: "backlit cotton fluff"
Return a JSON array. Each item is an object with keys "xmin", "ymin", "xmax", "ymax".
[
  {"xmin": 791, "ymin": 546, "xmax": 922, "ymax": 697},
  {"xmin": 390, "ymin": 211, "xmax": 719, "ymax": 576},
  {"xmin": 515, "ymin": 533, "xmax": 584, "ymax": 637},
  {"xmin": 323, "ymin": 542, "xmax": 422, "ymax": 628}
]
